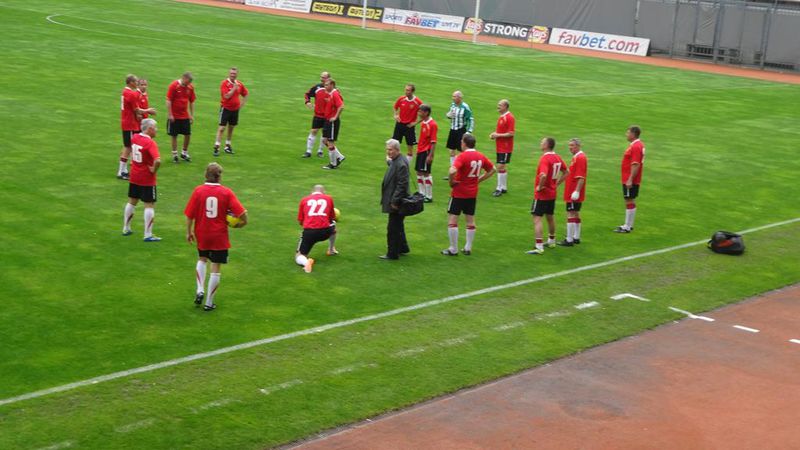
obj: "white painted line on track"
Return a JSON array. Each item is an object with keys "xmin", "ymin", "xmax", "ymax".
[
  {"xmin": 668, "ymin": 307, "xmax": 716, "ymax": 322},
  {"xmin": 790, "ymin": 339, "xmax": 800, "ymax": 345},
  {"xmin": 1, "ymin": 217, "xmax": 797, "ymax": 407},
  {"xmin": 575, "ymin": 301, "xmax": 600, "ymax": 310},
  {"xmin": 733, "ymin": 325, "xmax": 760, "ymax": 333}
]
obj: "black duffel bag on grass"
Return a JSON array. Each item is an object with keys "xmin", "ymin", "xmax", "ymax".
[
  {"xmin": 399, "ymin": 192, "xmax": 425, "ymax": 217},
  {"xmin": 708, "ymin": 231, "xmax": 745, "ymax": 255}
]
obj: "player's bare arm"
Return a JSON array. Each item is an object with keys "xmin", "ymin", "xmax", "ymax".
[
  {"xmin": 189, "ymin": 101, "xmax": 195, "ymax": 123},
  {"xmin": 478, "ymin": 167, "xmax": 497, "ymax": 183},
  {"xmin": 240, "ymin": 94, "xmax": 247, "ymax": 109},
  {"xmin": 426, "ymin": 142, "xmax": 436, "ymax": 164},
  {"xmin": 394, "ymin": 108, "xmax": 400, "ymax": 122},
  {"xmin": 556, "ymin": 169, "xmax": 570, "ymax": 186},
  {"xmin": 186, "ymin": 217, "xmax": 195, "ymax": 243},
  {"xmin": 149, "ymin": 157, "xmax": 162, "ymax": 174},
  {"xmin": 166, "ymin": 99, "xmax": 174, "ymax": 121},
  {"xmin": 537, "ymin": 173, "xmax": 547, "ymax": 191},
  {"xmin": 234, "ymin": 212, "xmax": 248, "ymax": 229},
  {"xmin": 448, "ymin": 166, "xmax": 459, "ymax": 187}
]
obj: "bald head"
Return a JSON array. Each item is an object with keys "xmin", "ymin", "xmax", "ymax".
[
  {"xmin": 312, "ymin": 184, "xmax": 326, "ymax": 194},
  {"xmin": 320, "ymin": 71, "xmax": 330, "ymax": 82},
  {"xmin": 452, "ymin": 91, "xmax": 463, "ymax": 104},
  {"xmin": 498, "ymin": 99, "xmax": 509, "ymax": 113}
]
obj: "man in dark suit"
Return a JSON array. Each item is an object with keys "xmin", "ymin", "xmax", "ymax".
[{"xmin": 380, "ymin": 139, "xmax": 410, "ymax": 260}]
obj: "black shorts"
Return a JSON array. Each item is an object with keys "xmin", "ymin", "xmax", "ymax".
[
  {"xmin": 446, "ymin": 127, "xmax": 467, "ymax": 150},
  {"xmin": 219, "ymin": 108, "xmax": 240, "ymax": 126},
  {"xmin": 393, "ymin": 122, "xmax": 417, "ymax": 145},
  {"xmin": 448, "ymin": 197, "xmax": 477, "ymax": 216},
  {"xmin": 531, "ymin": 199, "xmax": 555, "ymax": 216},
  {"xmin": 323, "ymin": 119, "xmax": 340, "ymax": 142},
  {"xmin": 311, "ymin": 116, "xmax": 326, "ymax": 130},
  {"xmin": 128, "ymin": 183, "xmax": 157, "ymax": 203},
  {"xmin": 623, "ymin": 184, "xmax": 640, "ymax": 199},
  {"xmin": 496, "ymin": 152, "xmax": 512, "ymax": 164},
  {"xmin": 167, "ymin": 118, "xmax": 191, "ymax": 136},
  {"xmin": 198, "ymin": 249, "xmax": 229, "ymax": 264},
  {"xmin": 415, "ymin": 151, "xmax": 432, "ymax": 173},
  {"xmin": 297, "ymin": 226, "xmax": 335, "ymax": 256},
  {"xmin": 122, "ymin": 130, "xmax": 134, "ymax": 147},
  {"xmin": 566, "ymin": 201, "xmax": 582, "ymax": 212}
]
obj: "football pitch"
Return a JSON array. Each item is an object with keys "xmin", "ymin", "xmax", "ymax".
[{"xmin": 1, "ymin": 0, "xmax": 799, "ymax": 448}]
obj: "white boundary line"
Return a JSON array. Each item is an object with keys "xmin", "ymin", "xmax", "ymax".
[
  {"xmin": 668, "ymin": 307, "xmax": 716, "ymax": 322},
  {"xmin": 733, "ymin": 325, "xmax": 760, "ymax": 333},
  {"xmin": 1, "ymin": 217, "xmax": 796, "ymax": 408},
  {"xmin": 790, "ymin": 339, "xmax": 800, "ymax": 345}
]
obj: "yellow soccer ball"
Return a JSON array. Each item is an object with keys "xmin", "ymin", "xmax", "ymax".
[
  {"xmin": 226, "ymin": 213, "xmax": 240, "ymax": 228},
  {"xmin": 333, "ymin": 208, "xmax": 341, "ymax": 220}
]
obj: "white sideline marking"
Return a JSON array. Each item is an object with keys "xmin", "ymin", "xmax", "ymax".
[
  {"xmin": 392, "ymin": 347, "xmax": 427, "ymax": 358},
  {"xmin": 437, "ymin": 334, "xmax": 478, "ymax": 348},
  {"xmin": 733, "ymin": 325, "xmax": 760, "ymax": 333},
  {"xmin": 575, "ymin": 301, "xmax": 600, "ymax": 310},
  {"xmin": 536, "ymin": 310, "xmax": 572, "ymax": 319},
  {"xmin": 493, "ymin": 321, "xmax": 526, "ymax": 331},
  {"xmin": 194, "ymin": 398, "xmax": 237, "ymax": 413},
  {"xmin": 115, "ymin": 418, "xmax": 156, "ymax": 433},
  {"xmin": 36, "ymin": 442, "xmax": 74, "ymax": 450},
  {"xmin": 1, "ymin": 217, "xmax": 797, "ymax": 407},
  {"xmin": 259, "ymin": 379, "xmax": 303, "ymax": 395},
  {"xmin": 668, "ymin": 307, "xmax": 716, "ymax": 322},
  {"xmin": 611, "ymin": 293, "xmax": 650, "ymax": 302},
  {"xmin": 790, "ymin": 339, "xmax": 800, "ymax": 345},
  {"xmin": 330, "ymin": 363, "xmax": 378, "ymax": 376}
]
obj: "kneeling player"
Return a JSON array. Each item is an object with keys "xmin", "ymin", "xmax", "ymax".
[
  {"xmin": 296, "ymin": 185, "xmax": 338, "ymax": 273},
  {"xmin": 184, "ymin": 163, "xmax": 248, "ymax": 311}
]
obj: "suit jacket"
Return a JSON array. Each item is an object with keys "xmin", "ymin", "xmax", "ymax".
[{"xmin": 381, "ymin": 155, "xmax": 410, "ymax": 213}]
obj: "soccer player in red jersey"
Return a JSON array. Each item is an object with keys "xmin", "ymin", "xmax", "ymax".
[
  {"xmin": 557, "ymin": 138, "xmax": 587, "ymax": 246},
  {"xmin": 166, "ymin": 72, "xmax": 196, "ymax": 163},
  {"xmin": 118, "ymin": 74, "xmax": 155, "ymax": 180},
  {"xmin": 184, "ymin": 163, "xmax": 248, "ymax": 311},
  {"xmin": 490, "ymin": 99, "xmax": 515, "ymax": 197},
  {"xmin": 615, "ymin": 126, "xmax": 645, "ymax": 233},
  {"xmin": 303, "ymin": 71, "xmax": 330, "ymax": 158},
  {"xmin": 527, "ymin": 137, "xmax": 568, "ymax": 255},
  {"xmin": 415, "ymin": 104, "xmax": 437, "ymax": 202},
  {"xmin": 214, "ymin": 67, "xmax": 249, "ymax": 156},
  {"xmin": 442, "ymin": 133, "xmax": 496, "ymax": 256},
  {"xmin": 122, "ymin": 119, "xmax": 162, "ymax": 241},
  {"xmin": 295, "ymin": 185, "xmax": 338, "ymax": 273},
  {"xmin": 137, "ymin": 78, "xmax": 154, "ymax": 120},
  {"xmin": 321, "ymin": 79, "xmax": 346, "ymax": 170},
  {"xmin": 393, "ymin": 83, "xmax": 423, "ymax": 162}
]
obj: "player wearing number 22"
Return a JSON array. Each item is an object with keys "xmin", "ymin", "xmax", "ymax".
[
  {"xmin": 527, "ymin": 137, "xmax": 568, "ymax": 255},
  {"xmin": 295, "ymin": 185, "xmax": 338, "ymax": 273},
  {"xmin": 123, "ymin": 119, "xmax": 161, "ymax": 242},
  {"xmin": 442, "ymin": 133, "xmax": 496, "ymax": 256},
  {"xmin": 184, "ymin": 163, "xmax": 248, "ymax": 311}
]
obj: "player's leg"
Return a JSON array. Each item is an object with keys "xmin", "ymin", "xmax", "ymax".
[
  {"xmin": 195, "ymin": 254, "xmax": 208, "ymax": 304},
  {"xmin": 224, "ymin": 125, "xmax": 235, "ymax": 154},
  {"xmin": 493, "ymin": 162, "xmax": 507, "ymax": 196},
  {"xmin": 559, "ymin": 209, "xmax": 577, "ymax": 246},
  {"xmin": 205, "ymin": 260, "xmax": 223, "ymax": 311},
  {"xmin": 142, "ymin": 199, "xmax": 160, "ymax": 241},
  {"xmin": 170, "ymin": 135, "xmax": 179, "ymax": 163},
  {"xmin": 305, "ymin": 127, "xmax": 318, "ymax": 157},
  {"xmin": 527, "ymin": 200, "xmax": 545, "ymax": 254},
  {"xmin": 424, "ymin": 171, "xmax": 433, "ymax": 201},
  {"xmin": 546, "ymin": 213, "xmax": 557, "ymax": 248},
  {"xmin": 416, "ymin": 170, "xmax": 426, "ymax": 196},
  {"xmin": 295, "ymin": 231, "xmax": 316, "ymax": 272},
  {"xmin": 214, "ymin": 124, "xmax": 225, "ymax": 156},
  {"xmin": 615, "ymin": 185, "xmax": 637, "ymax": 232},
  {"xmin": 118, "ymin": 131, "xmax": 132, "ymax": 179},
  {"xmin": 326, "ymin": 226, "xmax": 338, "ymax": 256},
  {"xmin": 463, "ymin": 213, "xmax": 476, "ymax": 255},
  {"xmin": 181, "ymin": 132, "xmax": 192, "ymax": 161},
  {"xmin": 442, "ymin": 204, "xmax": 460, "ymax": 255},
  {"xmin": 574, "ymin": 211, "xmax": 582, "ymax": 243},
  {"xmin": 331, "ymin": 120, "xmax": 344, "ymax": 166},
  {"xmin": 123, "ymin": 195, "xmax": 138, "ymax": 235}
]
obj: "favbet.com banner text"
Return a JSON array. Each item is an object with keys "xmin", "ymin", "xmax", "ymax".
[{"xmin": 550, "ymin": 27, "xmax": 650, "ymax": 57}]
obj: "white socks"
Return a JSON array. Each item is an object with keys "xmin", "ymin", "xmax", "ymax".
[
  {"xmin": 306, "ymin": 133, "xmax": 315, "ymax": 153},
  {"xmin": 448, "ymin": 226, "xmax": 458, "ymax": 252},
  {"xmin": 295, "ymin": 254, "xmax": 308, "ymax": 266},
  {"xmin": 196, "ymin": 260, "xmax": 206, "ymax": 294},
  {"xmin": 575, "ymin": 221, "xmax": 582, "ymax": 240},
  {"xmin": 118, "ymin": 160, "xmax": 128, "ymax": 176},
  {"xmin": 334, "ymin": 147, "xmax": 344, "ymax": 161},
  {"xmin": 497, "ymin": 172, "xmax": 508, "ymax": 190},
  {"xmin": 207, "ymin": 273, "xmax": 220, "ymax": 307},
  {"xmin": 328, "ymin": 149, "xmax": 336, "ymax": 165},
  {"xmin": 123, "ymin": 203, "xmax": 135, "ymax": 233},
  {"xmin": 625, "ymin": 207, "xmax": 637, "ymax": 229},
  {"xmin": 144, "ymin": 207, "xmax": 154, "ymax": 238},
  {"xmin": 449, "ymin": 155, "xmax": 455, "ymax": 167},
  {"xmin": 328, "ymin": 233, "xmax": 336, "ymax": 251},
  {"xmin": 566, "ymin": 222, "xmax": 575, "ymax": 242},
  {"xmin": 425, "ymin": 176, "xmax": 433, "ymax": 199},
  {"xmin": 465, "ymin": 226, "xmax": 476, "ymax": 251}
]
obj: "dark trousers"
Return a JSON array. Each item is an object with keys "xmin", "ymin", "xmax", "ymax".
[{"xmin": 387, "ymin": 212, "xmax": 409, "ymax": 259}]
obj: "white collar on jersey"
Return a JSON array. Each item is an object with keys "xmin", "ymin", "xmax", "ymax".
[
  {"xmin": 204, "ymin": 183, "xmax": 221, "ymax": 186},
  {"xmin": 137, "ymin": 132, "xmax": 151, "ymax": 139},
  {"xmin": 464, "ymin": 148, "xmax": 476, "ymax": 152},
  {"xmin": 500, "ymin": 111, "xmax": 510, "ymax": 117},
  {"xmin": 544, "ymin": 151, "xmax": 556, "ymax": 155},
  {"xmin": 574, "ymin": 150, "xmax": 584, "ymax": 157},
  {"xmin": 632, "ymin": 139, "xmax": 641, "ymax": 144},
  {"xmin": 422, "ymin": 118, "xmax": 433, "ymax": 124}
]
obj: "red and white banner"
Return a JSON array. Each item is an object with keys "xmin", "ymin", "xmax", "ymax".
[
  {"xmin": 382, "ymin": 8, "xmax": 465, "ymax": 34},
  {"xmin": 549, "ymin": 28, "xmax": 650, "ymax": 57},
  {"xmin": 244, "ymin": 0, "xmax": 311, "ymax": 13}
]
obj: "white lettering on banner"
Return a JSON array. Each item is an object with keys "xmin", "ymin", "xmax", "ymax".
[
  {"xmin": 550, "ymin": 27, "xmax": 650, "ymax": 57},
  {"xmin": 382, "ymin": 8, "xmax": 465, "ymax": 33},
  {"xmin": 244, "ymin": 0, "xmax": 312, "ymax": 13}
]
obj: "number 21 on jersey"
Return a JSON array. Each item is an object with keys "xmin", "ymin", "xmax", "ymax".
[{"xmin": 468, "ymin": 160, "xmax": 483, "ymax": 178}]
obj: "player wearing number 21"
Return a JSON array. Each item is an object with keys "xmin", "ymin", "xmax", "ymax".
[
  {"xmin": 527, "ymin": 137, "xmax": 568, "ymax": 255},
  {"xmin": 123, "ymin": 119, "xmax": 161, "ymax": 242},
  {"xmin": 184, "ymin": 163, "xmax": 248, "ymax": 311},
  {"xmin": 295, "ymin": 185, "xmax": 338, "ymax": 273},
  {"xmin": 442, "ymin": 133, "xmax": 496, "ymax": 257}
]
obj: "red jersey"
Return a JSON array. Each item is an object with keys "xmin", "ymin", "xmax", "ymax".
[
  {"xmin": 621, "ymin": 139, "xmax": 645, "ymax": 185},
  {"xmin": 305, "ymin": 84, "xmax": 327, "ymax": 118},
  {"xmin": 451, "ymin": 149, "xmax": 494, "ymax": 199},
  {"xmin": 120, "ymin": 87, "xmax": 141, "ymax": 131},
  {"xmin": 417, "ymin": 118, "xmax": 438, "ymax": 153},
  {"xmin": 534, "ymin": 152, "xmax": 567, "ymax": 201},
  {"xmin": 129, "ymin": 133, "xmax": 160, "ymax": 186},
  {"xmin": 495, "ymin": 112, "xmax": 515, "ymax": 154},
  {"xmin": 563, "ymin": 151, "xmax": 587, "ymax": 203},
  {"xmin": 220, "ymin": 79, "xmax": 248, "ymax": 111},
  {"xmin": 184, "ymin": 183, "xmax": 246, "ymax": 251},
  {"xmin": 297, "ymin": 192, "xmax": 336, "ymax": 229},
  {"xmin": 394, "ymin": 95, "xmax": 423, "ymax": 124},
  {"xmin": 166, "ymin": 80, "xmax": 196, "ymax": 119},
  {"xmin": 322, "ymin": 89, "xmax": 344, "ymax": 120},
  {"xmin": 138, "ymin": 90, "xmax": 149, "ymax": 120}
]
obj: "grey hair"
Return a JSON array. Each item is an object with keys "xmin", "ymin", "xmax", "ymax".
[
  {"xmin": 569, "ymin": 138, "xmax": 581, "ymax": 146},
  {"xmin": 140, "ymin": 118, "xmax": 157, "ymax": 132},
  {"xmin": 385, "ymin": 138, "xmax": 401, "ymax": 151},
  {"xmin": 453, "ymin": 90, "xmax": 463, "ymax": 98}
]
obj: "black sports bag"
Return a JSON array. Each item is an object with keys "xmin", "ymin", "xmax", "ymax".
[
  {"xmin": 708, "ymin": 231, "xmax": 745, "ymax": 255},
  {"xmin": 399, "ymin": 192, "xmax": 425, "ymax": 217}
]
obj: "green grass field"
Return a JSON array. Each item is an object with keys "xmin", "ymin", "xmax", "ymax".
[{"xmin": 1, "ymin": 0, "xmax": 799, "ymax": 448}]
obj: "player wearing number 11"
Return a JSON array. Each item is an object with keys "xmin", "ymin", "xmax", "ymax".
[{"xmin": 184, "ymin": 163, "xmax": 248, "ymax": 311}]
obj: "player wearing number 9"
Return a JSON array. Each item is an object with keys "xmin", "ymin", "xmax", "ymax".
[
  {"xmin": 295, "ymin": 184, "xmax": 338, "ymax": 274},
  {"xmin": 184, "ymin": 163, "xmax": 248, "ymax": 311}
]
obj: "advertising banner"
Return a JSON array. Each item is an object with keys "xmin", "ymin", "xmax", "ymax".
[
  {"xmin": 549, "ymin": 27, "xmax": 650, "ymax": 57},
  {"xmin": 310, "ymin": 1, "xmax": 383, "ymax": 21},
  {"xmin": 244, "ymin": 0, "xmax": 311, "ymax": 13},
  {"xmin": 463, "ymin": 18, "xmax": 549, "ymax": 43},
  {"xmin": 382, "ymin": 8, "xmax": 465, "ymax": 34}
]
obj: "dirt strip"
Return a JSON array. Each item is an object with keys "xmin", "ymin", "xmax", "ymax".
[
  {"xmin": 177, "ymin": 0, "xmax": 800, "ymax": 85},
  {"xmin": 292, "ymin": 285, "xmax": 800, "ymax": 449}
]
